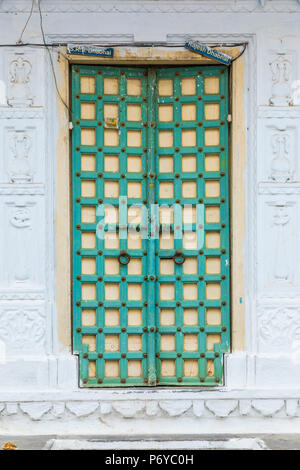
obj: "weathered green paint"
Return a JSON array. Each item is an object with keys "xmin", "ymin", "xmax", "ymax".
[{"xmin": 72, "ymin": 65, "xmax": 230, "ymax": 387}]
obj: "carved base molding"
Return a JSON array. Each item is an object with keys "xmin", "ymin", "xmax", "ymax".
[{"xmin": 1, "ymin": 396, "xmax": 300, "ymax": 435}]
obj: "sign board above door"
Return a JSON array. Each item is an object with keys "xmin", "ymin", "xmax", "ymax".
[
  {"xmin": 185, "ymin": 40, "xmax": 231, "ymax": 65},
  {"xmin": 67, "ymin": 44, "xmax": 114, "ymax": 58}
]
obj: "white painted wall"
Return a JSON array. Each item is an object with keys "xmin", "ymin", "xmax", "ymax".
[{"xmin": 0, "ymin": 0, "xmax": 300, "ymax": 435}]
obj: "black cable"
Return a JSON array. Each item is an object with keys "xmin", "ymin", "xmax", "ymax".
[
  {"xmin": 37, "ymin": 0, "xmax": 72, "ymax": 119},
  {"xmin": 16, "ymin": 0, "xmax": 35, "ymax": 45}
]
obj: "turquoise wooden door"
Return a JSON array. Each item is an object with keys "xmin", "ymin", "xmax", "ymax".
[{"xmin": 72, "ymin": 65, "xmax": 230, "ymax": 387}]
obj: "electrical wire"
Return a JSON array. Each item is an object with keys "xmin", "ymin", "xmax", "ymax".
[
  {"xmin": 16, "ymin": 0, "xmax": 35, "ymax": 45},
  {"xmin": 37, "ymin": 0, "xmax": 72, "ymax": 119}
]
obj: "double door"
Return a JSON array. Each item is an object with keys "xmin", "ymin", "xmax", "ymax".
[{"xmin": 72, "ymin": 64, "xmax": 230, "ymax": 387}]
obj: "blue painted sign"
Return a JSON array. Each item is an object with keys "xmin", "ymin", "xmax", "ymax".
[
  {"xmin": 67, "ymin": 44, "xmax": 114, "ymax": 58},
  {"xmin": 185, "ymin": 40, "xmax": 231, "ymax": 65}
]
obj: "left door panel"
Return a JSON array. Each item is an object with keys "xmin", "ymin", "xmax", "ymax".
[{"xmin": 72, "ymin": 66, "xmax": 150, "ymax": 387}]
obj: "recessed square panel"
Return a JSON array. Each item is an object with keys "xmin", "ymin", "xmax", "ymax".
[
  {"xmin": 205, "ymin": 206, "xmax": 220, "ymax": 224},
  {"xmin": 206, "ymin": 308, "xmax": 221, "ymax": 325},
  {"xmin": 207, "ymin": 359, "xmax": 215, "ymax": 377},
  {"xmin": 128, "ymin": 360, "xmax": 142, "ymax": 377},
  {"xmin": 105, "ymin": 258, "xmax": 119, "ymax": 275},
  {"xmin": 207, "ymin": 334, "xmax": 221, "ymax": 351},
  {"xmin": 80, "ymin": 76, "xmax": 95, "ymax": 94},
  {"xmin": 105, "ymin": 360, "xmax": 119, "ymax": 377},
  {"xmin": 105, "ymin": 283, "xmax": 119, "ymax": 300},
  {"xmin": 105, "ymin": 309, "xmax": 119, "ymax": 326},
  {"xmin": 81, "ymin": 102, "xmax": 96, "ymax": 120},
  {"xmin": 183, "ymin": 334, "xmax": 198, "ymax": 351},
  {"xmin": 206, "ymin": 283, "xmax": 221, "ymax": 300},
  {"xmin": 104, "ymin": 77, "xmax": 119, "ymax": 95},
  {"xmin": 104, "ymin": 129, "xmax": 119, "ymax": 147},
  {"xmin": 206, "ymin": 257, "xmax": 221, "ymax": 274},
  {"xmin": 160, "ymin": 206, "xmax": 174, "ymax": 224},
  {"xmin": 182, "ymin": 181, "xmax": 197, "ymax": 198},
  {"xmin": 159, "ymin": 156, "xmax": 173, "ymax": 173},
  {"xmin": 160, "ymin": 284, "xmax": 175, "ymax": 300},
  {"xmin": 205, "ymin": 154, "xmax": 220, "ymax": 172},
  {"xmin": 182, "ymin": 155, "xmax": 196, "ymax": 172},
  {"xmin": 128, "ymin": 309, "xmax": 143, "ymax": 326},
  {"xmin": 182, "ymin": 104, "xmax": 196, "ymax": 121},
  {"xmin": 105, "ymin": 335, "xmax": 119, "ymax": 352},
  {"xmin": 81, "ymin": 180, "xmax": 96, "ymax": 198},
  {"xmin": 127, "ymin": 258, "xmax": 142, "ymax": 275},
  {"xmin": 181, "ymin": 77, "xmax": 196, "ymax": 95},
  {"xmin": 182, "ymin": 257, "xmax": 197, "ymax": 275},
  {"xmin": 81, "ymin": 154, "xmax": 96, "ymax": 172},
  {"xmin": 128, "ymin": 181, "xmax": 142, "ymax": 199},
  {"xmin": 81, "ymin": 128, "xmax": 96, "ymax": 146},
  {"xmin": 158, "ymin": 79, "xmax": 173, "ymax": 96},
  {"xmin": 127, "ymin": 104, "xmax": 142, "ymax": 121},
  {"xmin": 104, "ymin": 232, "xmax": 119, "ymax": 249},
  {"xmin": 205, "ymin": 103, "xmax": 220, "ymax": 120},
  {"xmin": 204, "ymin": 76, "xmax": 220, "ymax": 94},
  {"xmin": 206, "ymin": 231, "xmax": 220, "ymax": 249},
  {"xmin": 82, "ymin": 257, "xmax": 96, "ymax": 275},
  {"xmin": 128, "ymin": 232, "xmax": 142, "ymax": 249},
  {"xmin": 160, "ymin": 309, "xmax": 175, "ymax": 326},
  {"xmin": 128, "ymin": 283, "xmax": 142, "ymax": 301},
  {"xmin": 128, "ymin": 335, "xmax": 142, "ymax": 351},
  {"xmin": 104, "ymin": 154, "xmax": 119, "ymax": 173},
  {"xmin": 183, "ymin": 205, "xmax": 196, "ymax": 224},
  {"xmin": 183, "ymin": 283, "xmax": 198, "ymax": 300},
  {"xmin": 127, "ymin": 130, "xmax": 142, "ymax": 147},
  {"xmin": 89, "ymin": 361, "xmax": 96, "ymax": 377},
  {"xmin": 160, "ymin": 335, "xmax": 175, "ymax": 351},
  {"xmin": 160, "ymin": 259, "xmax": 174, "ymax": 275},
  {"xmin": 128, "ymin": 206, "xmax": 142, "ymax": 224},
  {"xmin": 159, "ymin": 130, "xmax": 173, "ymax": 148},
  {"xmin": 183, "ymin": 308, "xmax": 198, "ymax": 325},
  {"xmin": 159, "ymin": 182, "xmax": 174, "ymax": 199},
  {"xmin": 127, "ymin": 79, "xmax": 141, "ymax": 96},
  {"xmin": 82, "ymin": 232, "xmax": 96, "ymax": 249},
  {"xmin": 183, "ymin": 232, "xmax": 197, "ymax": 250},
  {"xmin": 159, "ymin": 105, "xmax": 173, "ymax": 122},
  {"xmin": 105, "ymin": 206, "xmax": 118, "ymax": 224},
  {"xmin": 81, "ymin": 206, "xmax": 96, "ymax": 223},
  {"xmin": 82, "ymin": 283, "xmax": 96, "ymax": 300},
  {"xmin": 205, "ymin": 181, "xmax": 220, "ymax": 198},
  {"xmin": 82, "ymin": 335, "xmax": 96, "ymax": 352},
  {"xmin": 205, "ymin": 129, "xmax": 219, "ymax": 146},
  {"xmin": 104, "ymin": 103, "xmax": 118, "ymax": 119},
  {"xmin": 184, "ymin": 360, "xmax": 198, "ymax": 377},
  {"xmin": 82, "ymin": 309, "xmax": 97, "ymax": 326},
  {"xmin": 182, "ymin": 129, "xmax": 196, "ymax": 147},
  {"xmin": 127, "ymin": 155, "xmax": 142, "ymax": 173},
  {"xmin": 161, "ymin": 360, "xmax": 175, "ymax": 377}
]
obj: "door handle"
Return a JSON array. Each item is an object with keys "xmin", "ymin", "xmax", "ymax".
[
  {"xmin": 173, "ymin": 250, "xmax": 186, "ymax": 265},
  {"xmin": 118, "ymin": 251, "xmax": 131, "ymax": 265}
]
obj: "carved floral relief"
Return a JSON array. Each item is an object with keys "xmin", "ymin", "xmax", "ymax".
[{"xmin": 7, "ymin": 56, "xmax": 33, "ymax": 108}]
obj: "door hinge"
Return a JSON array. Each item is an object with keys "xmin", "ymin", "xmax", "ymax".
[
  {"xmin": 69, "ymin": 122, "xmax": 74, "ymax": 130},
  {"xmin": 227, "ymin": 114, "xmax": 232, "ymax": 123}
]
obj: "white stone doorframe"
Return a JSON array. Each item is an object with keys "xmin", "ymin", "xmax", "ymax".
[{"xmin": 1, "ymin": 20, "xmax": 300, "ymax": 434}]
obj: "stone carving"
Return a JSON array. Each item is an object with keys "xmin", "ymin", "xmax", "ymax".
[
  {"xmin": 269, "ymin": 54, "xmax": 292, "ymax": 106},
  {"xmin": 251, "ymin": 400, "xmax": 285, "ymax": 417},
  {"xmin": 9, "ymin": 132, "xmax": 33, "ymax": 183},
  {"xmin": 8, "ymin": 204, "xmax": 33, "ymax": 282},
  {"xmin": 270, "ymin": 133, "xmax": 293, "ymax": 182},
  {"xmin": 0, "ymin": 309, "xmax": 45, "ymax": 354},
  {"xmin": 0, "ymin": 399, "xmax": 298, "ymax": 422},
  {"xmin": 7, "ymin": 56, "xmax": 33, "ymax": 107},
  {"xmin": 258, "ymin": 306, "xmax": 300, "ymax": 353},
  {"xmin": 273, "ymin": 204, "xmax": 290, "ymax": 281}
]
